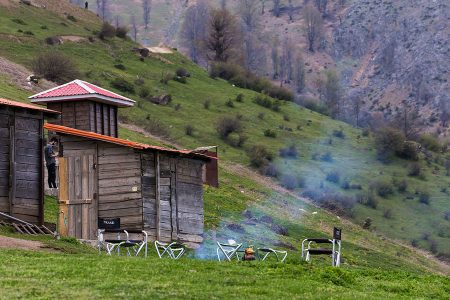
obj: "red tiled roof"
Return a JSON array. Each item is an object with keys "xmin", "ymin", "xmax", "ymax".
[
  {"xmin": 29, "ymin": 80, "xmax": 135, "ymax": 107},
  {"xmin": 44, "ymin": 123, "xmax": 212, "ymax": 160},
  {"xmin": 0, "ymin": 98, "xmax": 60, "ymax": 114}
]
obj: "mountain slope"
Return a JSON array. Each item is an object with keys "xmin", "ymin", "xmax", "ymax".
[{"xmin": 0, "ymin": 0, "xmax": 449, "ymax": 270}]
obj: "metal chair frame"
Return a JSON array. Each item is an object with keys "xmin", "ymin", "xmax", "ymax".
[
  {"xmin": 155, "ymin": 241, "xmax": 186, "ymax": 260},
  {"xmin": 216, "ymin": 242, "xmax": 242, "ymax": 261},
  {"xmin": 117, "ymin": 230, "xmax": 149, "ymax": 257},
  {"xmin": 97, "ymin": 229, "xmax": 123, "ymax": 256},
  {"xmin": 257, "ymin": 248, "xmax": 288, "ymax": 262},
  {"xmin": 301, "ymin": 236, "xmax": 341, "ymax": 267}
]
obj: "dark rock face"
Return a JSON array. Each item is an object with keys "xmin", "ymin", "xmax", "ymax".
[{"xmin": 333, "ymin": 0, "xmax": 449, "ymax": 135}]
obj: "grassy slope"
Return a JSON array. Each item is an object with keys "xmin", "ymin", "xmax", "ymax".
[{"xmin": 0, "ymin": 0, "xmax": 448, "ymax": 281}]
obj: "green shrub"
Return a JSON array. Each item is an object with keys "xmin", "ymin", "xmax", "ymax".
[
  {"xmin": 280, "ymin": 174, "xmax": 298, "ymax": 190},
  {"xmin": 12, "ymin": 18, "xmax": 27, "ymax": 25},
  {"xmin": 209, "ymin": 62, "xmax": 293, "ymax": 101},
  {"xmin": 67, "ymin": 15, "xmax": 77, "ymax": 22},
  {"xmin": 332, "ymin": 129, "xmax": 345, "ymax": 139},
  {"xmin": 203, "ymin": 99, "xmax": 211, "ymax": 109},
  {"xmin": 31, "ymin": 51, "xmax": 79, "ymax": 84},
  {"xmin": 397, "ymin": 141, "xmax": 419, "ymax": 160},
  {"xmin": 235, "ymin": 93, "xmax": 244, "ymax": 102},
  {"xmin": 225, "ymin": 99, "xmax": 234, "ymax": 108},
  {"xmin": 408, "ymin": 162, "xmax": 421, "ymax": 177},
  {"xmin": 370, "ymin": 180, "xmax": 394, "ymax": 198},
  {"xmin": 173, "ymin": 76, "xmax": 187, "ymax": 84},
  {"xmin": 176, "ymin": 68, "xmax": 190, "ymax": 78},
  {"xmin": 24, "ymin": 31, "xmax": 34, "ymax": 35},
  {"xmin": 374, "ymin": 127, "xmax": 405, "ymax": 162},
  {"xmin": 279, "ymin": 145, "xmax": 298, "ymax": 158},
  {"xmin": 264, "ymin": 129, "xmax": 277, "ymax": 138},
  {"xmin": 419, "ymin": 191, "xmax": 430, "ymax": 205},
  {"xmin": 115, "ymin": 26, "xmax": 129, "ymax": 39},
  {"xmin": 114, "ymin": 64, "xmax": 126, "ymax": 70},
  {"xmin": 98, "ymin": 22, "xmax": 116, "ymax": 39},
  {"xmin": 420, "ymin": 134, "xmax": 441, "ymax": 152},
  {"xmin": 185, "ymin": 124, "xmax": 194, "ymax": 136},
  {"xmin": 248, "ymin": 144, "xmax": 273, "ymax": 169},
  {"xmin": 139, "ymin": 87, "xmax": 151, "ymax": 99},
  {"xmin": 326, "ymin": 171, "xmax": 340, "ymax": 184},
  {"xmin": 111, "ymin": 77, "xmax": 135, "ymax": 94},
  {"xmin": 301, "ymin": 98, "xmax": 329, "ymax": 115},
  {"xmin": 216, "ymin": 117, "xmax": 242, "ymax": 139}
]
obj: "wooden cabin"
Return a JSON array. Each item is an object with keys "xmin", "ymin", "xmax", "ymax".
[
  {"xmin": 46, "ymin": 124, "xmax": 210, "ymax": 247},
  {"xmin": 29, "ymin": 79, "xmax": 135, "ymax": 138},
  {"xmin": 0, "ymin": 98, "xmax": 59, "ymax": 224},
  {"xmin": 31, "ymin": 81, "xmax": 214, "ymax": 247}
]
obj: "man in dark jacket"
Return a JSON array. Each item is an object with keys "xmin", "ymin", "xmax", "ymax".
[{"xmin": 44, "ymin": 137, "xmax": 58, "ymax": 189}]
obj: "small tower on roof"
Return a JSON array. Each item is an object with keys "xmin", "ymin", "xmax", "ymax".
[{"xmin": 29, "ymin": 79, "xmax": 135, "ymax": 138}]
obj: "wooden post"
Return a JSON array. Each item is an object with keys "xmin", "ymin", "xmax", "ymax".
[
  {"xmin": 155, "ymin": 152, "xmax": 160, "ymax": 240},
  {"xmin": 39, "ymin": 117, "xmax": 44, "ymax": 225},
  {"xmin": 170, "ymin": 158, "xmax": 178, "ymax": 240}
]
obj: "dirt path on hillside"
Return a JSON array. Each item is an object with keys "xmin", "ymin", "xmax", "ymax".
[
  {"xmin": 0, "ymin": 235, "xmax": 50, "ymax": 251},
  {"xmin": 148, "ymin": 47, "xmax": 173, "ymax": 54}
]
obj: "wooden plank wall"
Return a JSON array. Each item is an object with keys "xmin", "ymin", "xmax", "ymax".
[
  {"xmin": 176, "ymin": 158, "xmax": 204, "ymax": 246},
  {"xmin": 141, "ymin": 152, "xmax": 157, "ymax": 240},
  {"xmin": 97, "ymin": 143, "xmax": 142, "ymax": 229},
  {"xmin": 0, "ymin": 106, "xmax": 43, "ymax": 224},
  {"xmin": 47, "ymin": 101, "xmax": 118, "ymax": 137},
  {"xmin": 0, "ymin": 106, "xmax": 10, "ymax": 215}
]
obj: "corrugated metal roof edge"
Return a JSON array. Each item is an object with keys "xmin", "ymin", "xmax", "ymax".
[
  {"xmin": 0, "ymin": 98, "xmax": 60, "ymax": 115},
  {"xmin": 44, "ymin": 123, "xmax": 213, "ymax": 161}
]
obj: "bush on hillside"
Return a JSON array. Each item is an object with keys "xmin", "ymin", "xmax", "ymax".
[
  {"xmin": 374, "ymin": 127, "xmax": 405, "ymax": 162},
  {"xmin": 419, "ymin": 191, "xmax": 430, "ymax": 205},
  {"xmin": 98, "ymin": 22, "xmax": 116, "ymax": 39},
  {"xmin": 176, "ymin": 68, "xmax": 190, "ymax": 78},
  {"xmin": 394, "ymin": 178, "xmax": 408, "ymax": 192},
  {"xmin": 370, "ymin": 180, "xmax": 394, "ymax": 198},
  {"xmin": 397, "ymin": 141, "xmax": 419, "ymax": 161},
  {"xmin": 185, "ymin": 124, "xmax": 194, "ymax": 136},
  {"xmin": 139, "ymin": 87, "xmax": 151, "ymax": 99},
  {"xmin": 115, "ymin": 26, "xmax": 129, "ymax": 39},
  {"xmin": 173, "ymin": 76, "xmax": 187, "ymax": 84},
  {"xmin": 31, "ymin": 51, "xmax": 79, "ymax": 84},
  {"xmin": 420, "ymin": 134, "xmax": 441, "ymax": 152},
  {"xmin": 280, "ymin": 174, "xmax": 298, "ymax": 190},
  {"xmin": 325, "ymin": 171, "xmax": 340, "ymax": 184},
  {"xmin": 67, "ymin": 15, "xmax": 77, "ymax": 22},
  {"xmin": 248, "ymin": 144, "xmax": 273, "ymax": 169},
  {"xmin": 44, "ymin": 36, "xmax": 61, "ymax": 45},
  {"xmin": 203, "ymin": 99, "xmax": 211, "ymax": 109},
  {"xmin": 209, "ymin": 62, "xmax": 294, "ymax": 101},
  {"xmin": 216, "ymin": 117, "xmax": 242, "ymax": 139},
  {"xmin": 408, "ymin": 162, "xmax": 422, "ymax": 177},
  {"xmin": 225, "ymin": 99, "xmax": 234, "ymax": 108},
  {"xmin": 235, "ymin": 93, "xmax": 244, "ymax": 102},
  {"xmin": 320, "ymin": 152, "xmax": 333, "ymax": 162},
  {"xmin": 332, "ymin": 129, "xmax": 345, "ymax": 139},
  {"xmin": 264, "ymin": 129, "xmax": 277, "ymax": 138},
  {"xmin": 299, "ymin": 98, "xmax": 329, "ymax": 115},
  {"xmin": 279, "ymin": 144, "xmax": 298, "ymax": 158},
  {"xmin": 111, "ymin": 77, "xmax": 135, "ymax": 94}
]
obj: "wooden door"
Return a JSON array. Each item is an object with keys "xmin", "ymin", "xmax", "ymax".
[{"xmin": 58, "ymin": 149, "xmax": 97, "ymax": 240}]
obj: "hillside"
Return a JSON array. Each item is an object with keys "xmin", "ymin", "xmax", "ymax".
[
  {"xmin": 0, "ymin": 0, "xmax": 449, "ymax": 280},
  {"xmin": 97, "ymin": 0, "xmax": 450, "ymax": 137}
]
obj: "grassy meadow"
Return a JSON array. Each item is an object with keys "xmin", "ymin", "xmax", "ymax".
[{"xmin": 0, "ymin": 2, "xmax": 449, "ymax": 295}]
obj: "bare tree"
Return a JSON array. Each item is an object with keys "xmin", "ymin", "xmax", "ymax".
[
  {"xmin": 243, "ymin": 35, "xmax": 266, "ymax": 74},
  {"xmin": 280, "ymin": 38, "xmax": 294, "ymax": 83},
  {"xmin": 206, "ymin": 9, "xmax": 241, "ymax": 62},
  {"xmin": 220, "ymin": 0, "xmax": 227, "ymax": 9},
  {"xmin": 260, "ymin": 0, "xmax": 266, "ymax": 14},
  {"xmin": 114, "ymin": 15, "xmax": 120, "ymax": 28},
  {"xmin": 271, "ymin": 44, "xmax": 279, "ymax": 79},
  {"xmin": 97, "ymin": 0, "xmax": 109, "ymax": 20},
  {"xmin": 288, "ymin": 0, "xmax": 294, "ymax": 21},
  {"xmin": 394, "ymin": 101, "xmax": 421, "ymax": 138},
  {"xmin": 131, "ymin": 15, "xmax": 138, "ymax": 42},
  {"xmin": 440, "ymin": 98, "xmax": 450, "ymax": 128},
  {"xmin": 314, "ymin": 0, "xmax": 327, "ymax": 16},
  {"xmin": 238, "ymin": 0, "xmax": 260, "ymax": 32},
  {"xmin": 181, "ymin": 0, "xmax": 209, "ymax": 64},
  {"xmin": 324, "ymin": 70, "xmax": 341, "ymax": 118},
  {"xmin": 304, "ymin": 4, "xmax": 322, "ymax": 52},
  {"xmin": 272, "ymin": 0, "xmax": 281, "ymax": 17},
  {"xmin": 143, "ymin": 0, "xmax": 152, "ymax": 30},
  {"xmin": 294, "ymin": 54, "xmax": 305, "ymax": 93}
]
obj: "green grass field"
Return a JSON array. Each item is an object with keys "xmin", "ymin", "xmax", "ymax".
[{"xmin": 0, "ymin": 2, "xmax": 449, "ymax": 296}]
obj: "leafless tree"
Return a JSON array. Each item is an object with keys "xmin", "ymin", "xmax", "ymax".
[
  {"xmin": 324, "ymin": 70, "xmax": 341, "ymax": 118},
  {"xmin": 314, "ymin": 0, "xmax": 327, "ymax": 16},
  {"xmin": 97, "ymin": 0, "xmax": 109, "ymax": 20},
  {"xmin": 206, "ymin": 9, "xmax": 241, "ymax": 62},
  {"xmin": 440, "ymin": 98, "xmax": 450, "ymax": 128},
  {"xmin": 260, "ymin": 0, "xmax": 266, "ymax": 14},
  {"xmin": 288, "ymin": 0, "xmax": 294, "ymax": 21},
  {"xmin": 243, "ymin": 35, "xmax": 266, "ymax": 74},
  {"xmin": 220, "ymin": 0, "xmax": 227, "ymax": 9},
  {"xmin": 281, "ymin": 38, "xmax": 294, "ymax": 82},
  {"xmin": 114, "ymin": 15, "xmax": 120, "ymax": 28},
  {"xmin": 273, "ymin": 0, "xmax": 281, "ymax": 17},
  {"xmin": 294, "ymin": 54, "xmax": 305, "ymax": 93},
  {"xmin": 143, "ymin": 0, "xmax": 152, "ymax": 30},
  {"xmin": 394, "ymin": 101, "xmax": 421, "ymax": 138},
  {"xmin": 304, "ymin": 4, "xmax": 322, "ymax": 52},
  {"xmin": 181, "ymin": 0, "xmax": 209, "ymax": 64},
  {"xmin": 238, "ymin": 0, "xmax": 260, "ymax": 32},
  {"xmin": 271, "ymin": 44, "xmax": 279, "ymax": 79},
  {"xmin": 131, "ymin": 15, "xmax": 138, "ymax": 42}
]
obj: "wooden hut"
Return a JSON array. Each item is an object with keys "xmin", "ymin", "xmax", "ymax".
[
  {"xmin": 45, "ymin": 124, "xmax": 210, "ymax": 246},
  {"xmin": 0, "ymin": 98, "xmax": 59, "ymax": 224},
  {"xmin": 31, "ymin": 80, "xmax": 213, "ymax": 247}
]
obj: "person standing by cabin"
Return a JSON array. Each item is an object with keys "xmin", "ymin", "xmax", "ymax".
[{"xmin": 44, "ymin": 137, "xmax": 58, "ymax": 189}]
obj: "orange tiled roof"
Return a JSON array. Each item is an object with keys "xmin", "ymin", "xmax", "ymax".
[
  {"xmin": 44, "ymin": 123, "xmax": 212, "ymax": 160},
  {"xmin": 0, "ymin": 98, "xmax": 60, "ymax": 114}
]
